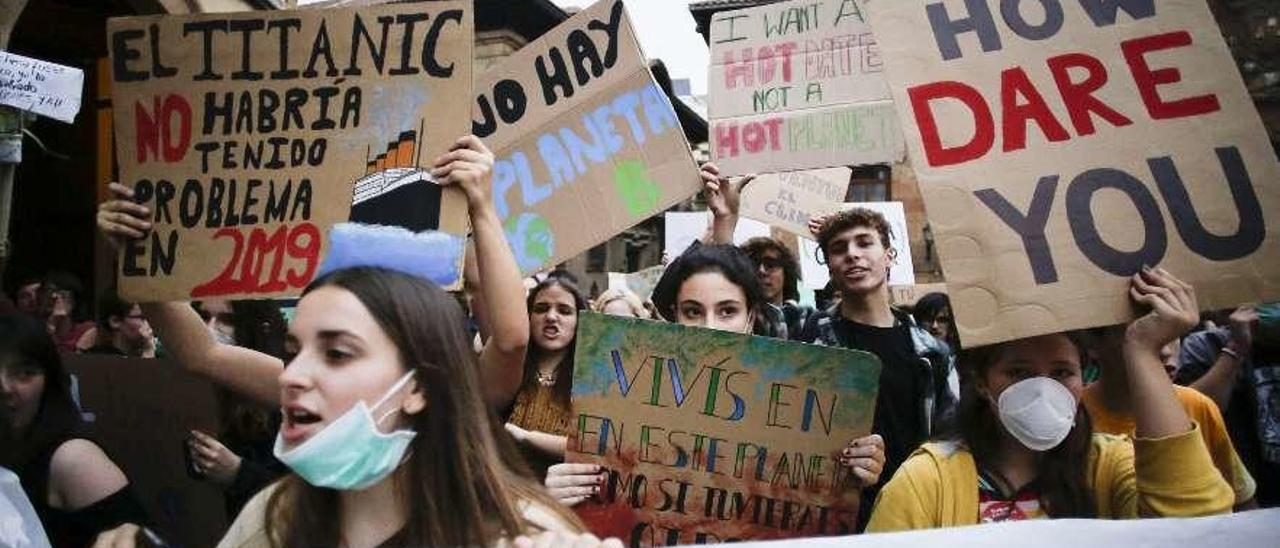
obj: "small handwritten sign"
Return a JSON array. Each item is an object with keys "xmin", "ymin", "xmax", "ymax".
[{"xmin": 0, "ymin": 51, "xmax": 84, "ymax": 123}]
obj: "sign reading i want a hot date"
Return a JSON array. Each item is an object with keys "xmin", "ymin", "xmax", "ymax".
[{"xmin": 709, "ymin": 0, "xmax": 904, "ymax": 175}]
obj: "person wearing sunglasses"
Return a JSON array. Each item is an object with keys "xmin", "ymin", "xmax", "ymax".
[
  {"xmin": 83, "ymin": 292, "xmax": 156, "ymax": 359},
  {"xmin": 740, "ymin": 236, "xmax": 814, "ymax": 341}
]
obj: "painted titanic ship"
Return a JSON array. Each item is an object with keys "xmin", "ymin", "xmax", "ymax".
[{"xmin": 349, "ymin": 129, "xmax": 442, "ymax": 233}]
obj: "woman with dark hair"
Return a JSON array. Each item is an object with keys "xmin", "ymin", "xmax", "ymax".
[
  {"xmin": 912, "ymin": 292, "xmax": 959, "ymax": 352},
  {"xmin": 867, "ymin": 268, "xmax": 1233, "ymax": 530},
  {"xmin": 547, "ymin": 241, "xmax": 887, "ymax": 508},
  {"xmin": 503, "ymin": 273, "xmax": 588, "ymax": 479},
  {"xmin": 0, "ymin": 313, "xmax": 148, "ymax": 547},
  {"xmin": 650, "ymin": 242, "xmax": 767, "ymax": 335},
  {"xmin": 95, "ymin": 136, "xmax": 620, "ymax": 546},
  {"xmin": 225, "ymin": 266, "xmax": 585, "ymax": 546}
]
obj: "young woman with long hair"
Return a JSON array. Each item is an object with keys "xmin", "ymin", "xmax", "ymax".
[
  {"xmin": 1, "ymin": 313, "xmax": 148, "ymax": 547},
  {"xmin": 93, "ymin": 136, "xmax": 619, "ymax": 547},
  {"xmin": 866, "ymin": 268, "xmax": 1233, "ymax": 530},
  {"xmin": 235, "ymin": 266, "xmax": 582, "ymax": 546},
  {"xmin": 502, "ymin": 274, "xmax": 588, "ymax": 479}
]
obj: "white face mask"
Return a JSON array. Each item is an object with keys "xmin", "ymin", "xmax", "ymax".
[{"xmin": 996, "ymin": 377, "xmax": 1078, "ymax": 452}]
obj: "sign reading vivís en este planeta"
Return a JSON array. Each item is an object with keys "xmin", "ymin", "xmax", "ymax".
[
  {"xmin": 866, "ymin": 0, "xmax": 1280, "ymax": 347},
  {"xmin": 108, "ymin": 2, "xmax": 472, "ymax": 302},
  {"xmin": 567, "ymin": 313, "xmax": 881, "ymax": 545}
]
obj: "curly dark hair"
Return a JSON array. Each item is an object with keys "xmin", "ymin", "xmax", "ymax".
[
  {"xmin": 739, "ymin": 237, "xmax": 801, "ymax": 302},
  {"xmin": 815, "ymin": 208, "xmax": 893, "ymax": 259},
  {"xmin": 650, "ymin": 243, "xmax": 766, "ymax": 323}
]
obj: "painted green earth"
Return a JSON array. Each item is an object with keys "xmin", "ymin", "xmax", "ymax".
[
  {"xmin": 504, "ymin": 213, "xmax": 554, "ymax": 273},
  {"xmin": 612, "ymin": 160, "xmax": 662, "ymax": 218}
]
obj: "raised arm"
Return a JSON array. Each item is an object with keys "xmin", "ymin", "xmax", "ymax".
[
  {"xmin": 1186, "ymin": 306, "xmax": 1255, "ymax": 410},
  {"xmin": 1119, "ymin": 267, "xmax": 1232, "ymax": 517},
  {"xmin": 98, "ymin": 183, "xmax": 283, "ymax": 406},
  {"xmin": 1123, "ymin": 267, "xmax": 1198, "ymax": 438},
  {"xmin": 432, "ymin": 135, "xmax": 527, "ymax": 409},
  {"xmin": 698, "ymin": 162, "xmax": 753, "ymax": 246}
]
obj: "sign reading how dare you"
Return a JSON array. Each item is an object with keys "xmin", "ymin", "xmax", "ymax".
[
  {"xmin": 109, "ymin": 3, "xmax": 472, "ymax": 301},
  {"xmin": 867, "ymin": 0, "xmax": 1280, "ymax": 346},
  {"xmin": 568, "ymin": 313, "xmax": 880, "ymax": 546}
]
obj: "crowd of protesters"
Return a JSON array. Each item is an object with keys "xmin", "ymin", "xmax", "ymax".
[{"xmin": 0, "ymin": 133, "xmax": 1275, "ymax": 548}]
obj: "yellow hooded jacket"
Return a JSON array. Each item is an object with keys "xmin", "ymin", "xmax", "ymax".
[{"xmin": 867, "ymin": 426, "xmax": 1233, "ymax": 532}]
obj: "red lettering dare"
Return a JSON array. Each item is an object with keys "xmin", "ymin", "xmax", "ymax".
[{"xmin": 908, "ymin": 31, "xmax": 1220, "ymax": 168}]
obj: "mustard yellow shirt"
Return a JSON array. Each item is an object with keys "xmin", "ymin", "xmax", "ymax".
[
  {"xmin": 1084, "ymin": 385, "xmax": 1256, "ymax": 504},
  {"xmin": 866, "ymin": 426, "xmax": 1233, "ymax": 532}
]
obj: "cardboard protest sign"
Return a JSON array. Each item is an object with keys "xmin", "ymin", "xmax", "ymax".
[
  {"xmin": 799, "ymin": 201, "xmax": 915, "ymax": 289},
  {"xmin": 108, "ymin": 3, "xmax": 472, "ymax": 302},
  {"xmin": 740, "ymin": 167, "xmax": 851, "ymax": 237},
  {"xmin": 664, "ymin": 211, "xmax": 772, "ymax": 258},
  {"xmin": 476, "ymin": 0, "xmax": 702, "ymax": 274},
  {"xmin": 0, "ymin": 51, "xmax": 84, "ymax": 123},
  {"xmin": 890, "ymin": 282, "xmax": 948, "ymax": 307},
  {"xmin": 567, "ymin": 312, "xmax": 881, "ymax": 544},
  {"xmin": 708, "ymin": 0, "xmax": 904, "ymax": 175},
  {"xmin": 866, "ymin": 0, "xmax": 1280, "ymax": 347},
  {"xmin": 65, "ymin": 356, "xmax": 225, "ymax": 548}
]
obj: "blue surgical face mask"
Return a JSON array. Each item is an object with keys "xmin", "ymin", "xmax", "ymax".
[
  {"xmin": 273, "ymin": 371, "xmax": 418, "ymax": 490},
  {"xmin": 1258, "ymin": 303, "xmax": 1280, "ymax": 333}
]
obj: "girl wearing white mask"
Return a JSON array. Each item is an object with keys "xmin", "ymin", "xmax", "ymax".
[{"xmin": 867, "ymin": 268, "xmax": 1233, "ymax": 530}]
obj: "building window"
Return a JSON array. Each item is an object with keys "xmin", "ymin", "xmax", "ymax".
[
  {"xmin": 587, "ymin": 243, "xmax": 607, "ymax": 272},
  {"xmin": 846, "ymin": 164, "xmax": 891, "ymax": 202}
]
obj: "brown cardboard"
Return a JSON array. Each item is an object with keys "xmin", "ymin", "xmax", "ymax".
[
  {"xmin": 108, "ymin": 2, "xmax": 472, "ymax": 302},
  {"xmin": 739, "ymin": 167, "xmax": 851, "ymax": 237},
  {"xmin": 476, "ymin": 0, "xmax": 702, "ymax": 275},
  {"xmin": 890, "ymin": 283, "xmax": 948, "ymax": 307},
  {"xmin": 65, "ymin": 356, "xmax": 225, "ymax": 548},
  {"xmin": 866, "ymin": 0, "xmax": 1280, "ymax": 347},
  {"xmin": 708, "ymin": 0, "xmax": 904, "ymax": 175},
  {"xmin": 567, "ymin": 312, "xmax": 881, "ymax": 543}
]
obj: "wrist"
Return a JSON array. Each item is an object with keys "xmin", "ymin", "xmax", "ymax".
[
  {"xmin": 1122, "ymin": 338, "xmax": 1160, "ymax": 364},
  {"xmin": 1224, "ymin": 338, "xmax": 1250, "ymax": 357},
  {"xmin": 1220, "ymin": 345, "xmax": 1247, "ymax": 363},
  {"xmin": 468, "ymin": 201, "xmax": 499, "ymax": 222}
]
